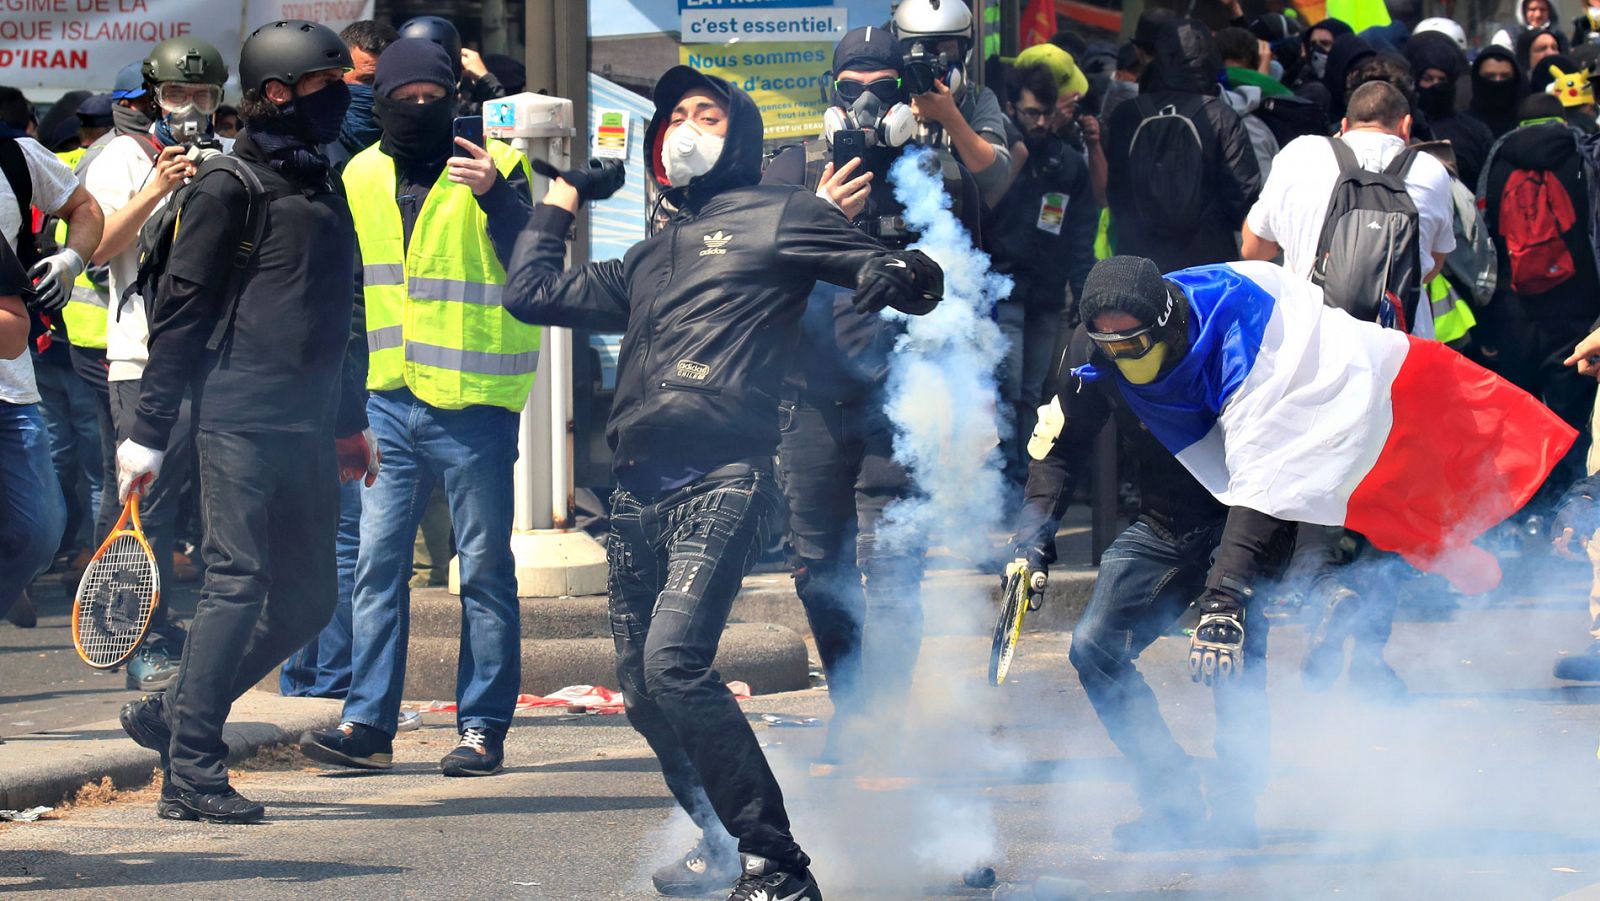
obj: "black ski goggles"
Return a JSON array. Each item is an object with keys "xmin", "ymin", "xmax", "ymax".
[
  {"xmin": 1087, "ymin": 325, "xmax": 1159, "ymax": 360},
  {"xmin": 834, "ymin": 77, "xmax": 903, "ymax": 104}
]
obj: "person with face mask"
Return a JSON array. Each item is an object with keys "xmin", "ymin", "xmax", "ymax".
[
  {"xmin": 988, "ymin": 62, "xmax": 1097, "ymax": 485},
  {"xmin": 1471, "ymin": 46, "xmax": 1530, "ymax": 136},
  {"xmin": 503, "ymin": 64, "xmax": 942, "ymax": 901},
  {"xmin": 1291, "ymin": 17, "xmax": 1352, "ymax": 89},
  {"xmin": 114, "ymin": 19, "xmax": 373, "ymax": 825},
  {"xmin": 324, "ymin": 19, "xmax": 397, "ymax": 171},
  {"xmin": 1008, "ymin": 255, "xmax": 1294, "ymax": 851},
  {"xmin": 738, "ymin": 31, "xmax": 979, "ymax": 865},
  {"xmin": 298, "ymin": 37, "xmax": 536, "ymax": 779},
  {"xmin": 81, "ymin": 38, "xmax": 231, "ymax": 693},
  {"xmin": 1405, "ymin": 30, "xmax": 1496, "ymax": 188}
]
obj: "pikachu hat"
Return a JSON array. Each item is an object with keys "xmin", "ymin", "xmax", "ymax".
[{"xmin": 1547, "ymin": 63, "xmax": 1595, "ymax": 108}]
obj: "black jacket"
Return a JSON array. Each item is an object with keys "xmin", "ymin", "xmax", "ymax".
[
  {"xmin": 989, "ymin": 132, "xmax": 1097, "ymax": 320},
  {"xmin": 1014, "ymin": 324, "xmax": 1226, "ymax": 563},
  {"xmin": 133, "ymin": 132, "xmax": 366, "ymax": 447},
  {"xmin": 504, "ymin": 71, "xmax": 910, "ymax": 494},
  {"xmin": 760, "ymin": 141, "xmax": 981, "ymax": 403},
  {"xmin": 1106, "ymin": 18, "xmax": 1261, "ymax": 272},
  {"xmin": 1482, "ymin": 118, "xmax": 1599, "ymax": 325}
]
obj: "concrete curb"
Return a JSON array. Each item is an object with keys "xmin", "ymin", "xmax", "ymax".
[{"xmin": 0, "ymin": 695, "xmax": 343, "ymax": 811}]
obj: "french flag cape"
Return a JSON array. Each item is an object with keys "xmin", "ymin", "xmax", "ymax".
[{"xmin": 1084, "ymin": 261, "xmax": 1577, "ymax": 593}]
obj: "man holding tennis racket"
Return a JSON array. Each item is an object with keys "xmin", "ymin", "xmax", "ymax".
[{"xmin": 115, "ymin": 20, "xmax": 376, "ymax": 825}]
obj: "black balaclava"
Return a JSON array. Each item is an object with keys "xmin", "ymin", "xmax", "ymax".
[
  {"xmin": 1470, "ymin": 46, "xmax": 1528, "ymax": 136},
  {"xmin": 373, "ymin": 38, "xmax": 459, "ymax": 170},
  {"xmin": 1404, "ymin": 31, "xmax": 1467, "ymax": 118}
]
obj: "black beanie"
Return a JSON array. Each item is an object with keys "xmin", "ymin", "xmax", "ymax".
[
  {"xmin": 374, "ymin": 38, "xmax": 457, "ymax": 98},
  {"xmin": 1080, "ymin": 256, "xmax": 1169, "ymax": 328},
  {"xmin": 833, "ymin": 25, "xmax": 900, "ymax": 75}
]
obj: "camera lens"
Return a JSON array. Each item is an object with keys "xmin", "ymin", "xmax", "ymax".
[{"xmin": 903, "ymin": 60, "xmax": 936, "ymax": 95}]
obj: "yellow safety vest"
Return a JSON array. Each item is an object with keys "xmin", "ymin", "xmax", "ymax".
[
  {"xmin": 1094, "ymin": 208, "xmax": 1114, "ymax": 261},
  {"xmin": 52, "ymin": 148, "xmax": 108, "ymax": 350},
  {"xmin": 1427, "ymin": 274, "xmax": 1477, "ymax": 347},
  {"xmin": 344, "ymin": 140, "xmax": 539, "ymax": 412}
]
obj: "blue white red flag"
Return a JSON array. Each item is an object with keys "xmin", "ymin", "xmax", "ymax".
[{"xmin": 1080, "ymin": 261, "xmax": 1576, "ymax": 592}]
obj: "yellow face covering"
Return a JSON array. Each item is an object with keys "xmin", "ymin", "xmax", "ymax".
[{"xmin": 1113, "ymin": 343, "xmax": 1169, "ymax": 384}]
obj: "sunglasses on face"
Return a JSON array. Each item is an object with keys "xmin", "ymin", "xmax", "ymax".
[{"xmin": 834, "ymin": 77, "xmax": 903, "ymax": 104}]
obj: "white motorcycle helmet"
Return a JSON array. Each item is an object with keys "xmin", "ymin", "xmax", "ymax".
[
  {"xmin": 891, "ymin": 0, "xmax": 975, "ymax": 95},
  {"xmin": 1413, "ymin": 17, "xmax": 1469, "ymax": 51}
]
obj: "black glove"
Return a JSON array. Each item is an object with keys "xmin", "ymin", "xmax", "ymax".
[
  {"xmin": 530, "ymin": 157, "xmax": 626, "ymax": 203},
  {"xmin": 851, "ymin": 249, "xmax": 943, "ymax": 316},
  {"xmin": 1188, "ymin": 584, "xmax": 1247, "ymax": 686}
]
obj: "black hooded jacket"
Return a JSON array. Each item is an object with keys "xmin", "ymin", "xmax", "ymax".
[
  {"xmin": 1323, "ymin": 33, "xmax": 1375, "ymax": 122},
  {"xmin": 1517, "ymin": 26, "xmax": 1571, "ymax": 79},
  {"xmin": 1105, "ymin": 18, "xmax": 1262, "ymax": 271},
  {"xmin": 1482, "ymin": 118, "xmax": 1599, "ymax": 325},
  {"xmin": 1405, "ymin": 32, "xmax": 1497, "ymax": 187},
  {"xmin": 1471, "ymin": 47, "xmax": 1529, "ymax": 137},
  {"xmin": 503, "ymin": 69, "xmax": 914, "ymax": 494}
]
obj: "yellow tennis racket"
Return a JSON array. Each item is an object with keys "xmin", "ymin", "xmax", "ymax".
[
  {"xmin": 988, "ymin": 558, "xmax": 1046, "ymax": 686},
  {"xmin": 72, "ymin": 492, "xmax": 161, "ymax": 668}
]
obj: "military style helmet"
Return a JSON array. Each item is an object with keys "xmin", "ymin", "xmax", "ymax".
[
  {"xmin": 239, "ymin": 19, "xmax": 352, "ymax": 94},
  {"xmin": 142, "ymin": 38, "xmax": 228, "ymax": 86}
]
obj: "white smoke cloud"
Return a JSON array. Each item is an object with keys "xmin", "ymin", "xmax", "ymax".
[{"xmin": 876, "ymin": 146, "xmax": 1014, "ymax": 567}]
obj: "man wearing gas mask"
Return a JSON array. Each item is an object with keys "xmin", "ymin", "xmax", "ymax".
[
  {"xmin": 891, "ymin": 0, "xmax": 1014, "ymax": 206},
  {"xmin": 504, "ymin": 64, "xmax": 943, "ymax": 901},
  {"xmin": 81, "ymin": 38, "xmax": 232, "ymax": 692},
  {"xmin": 754, "ymin": 24, "xmax": 981, "ymax": 815}
]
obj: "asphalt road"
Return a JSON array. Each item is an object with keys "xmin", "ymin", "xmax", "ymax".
[
  {"xmin": 5, "ymin": 576, "xmax": 1600, "ymax": 900},
  {"xmin": 0, "ymin": 575, "xmax": 200, "ymax": 738}
]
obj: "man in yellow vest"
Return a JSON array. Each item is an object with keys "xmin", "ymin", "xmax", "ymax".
[{"xmin": 300, "ymin": 39, "xmax": 536, "ymax": 778}]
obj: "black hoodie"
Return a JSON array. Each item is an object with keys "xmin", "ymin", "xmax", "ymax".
[
  {"xmin": 1105, "ymin": 18, "xmax": 1262, "ymax": 271},
  {"xmin": 1405, "ymin": 31, "xmax": 1497, "ymax": 187},
  {"xmin": 1471, "ymin": 46, "xmax": 1529, "ymax": 137},
  {"xmin": 504, "ymin": 67, "xmax": 920, "ymax": 493},
  {"xmin": 1322, "ymin": 33, "xmax": 1376, "ymax": 122}
]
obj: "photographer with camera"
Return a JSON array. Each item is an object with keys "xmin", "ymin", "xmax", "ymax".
[
  {"xmin": 82, "ymin": 37, "xmax": 232, "ymax": 691},
  {"xmin": 892, "ymin": 0, "xmax": 1013, "ymax": 206}
]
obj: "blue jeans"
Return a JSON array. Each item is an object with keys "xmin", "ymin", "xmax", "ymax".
[
  {"xmin": 1068, "ymin": 518, "xmax": 1270, "ymax": 811},
  {"xmin": 0, "ymin": 402, "xmax": 67, "ymax": 617},
  {"xmin": 343, "ymin": 392, "xmax": 521, "ymax": 736},
  {"xmin": 34, "ymin": 356, "xmax": 102, "ymax": 551},
  {"xmin": 280, "ymin": 479, "xmax": 362, "ymax": 697}
]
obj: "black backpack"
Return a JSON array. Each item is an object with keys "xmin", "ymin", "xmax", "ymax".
[
  {"xmin": 1309, "ymin": 137, "xmax": 1423, "ymax": 330},
  {"xmin": 1125, "ymin": 95, "xmax": 1210, "ymax": 238},
  {"xmin": 0, "ymin": 136, "xmax": 37, "ymax": 270},
  {"xmin": 124, "ymin": 153, "xmax": 282, "ymax": 351},
  {"xmin": 1254, "ymin": 93, "xmax": 1329, "ymax": 149}
]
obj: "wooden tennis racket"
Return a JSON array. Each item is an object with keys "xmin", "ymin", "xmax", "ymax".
[{"xmin": 72, "ymin": 492, "xmax": 161, "ymax": 668}]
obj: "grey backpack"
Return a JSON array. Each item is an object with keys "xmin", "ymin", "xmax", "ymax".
[{"xmin": 1309, "ymin": 137, "xmax": 1422, "ymax": 330}]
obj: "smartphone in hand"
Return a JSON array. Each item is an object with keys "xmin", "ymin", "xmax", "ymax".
[{"xmin": 452, "ymin": 115, "xmax": 484, "ymax": 157}]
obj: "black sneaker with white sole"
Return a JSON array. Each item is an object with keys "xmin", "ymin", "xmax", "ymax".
[
  {"xmin": 726, "ymin": 854, "xmax": 822, "ymax": 901},
  {"xmin": 158, "ymin": 785, "xmax": 265, "ymax": 824},
  {"xmin": 300, "ymin": 721, "xmax": 394, "ymax": 770},
  {"xmin": 440, "ymin": 726, "xmax": 503, "ymax": 776},
  {"xmin": 652, "ymin": 836, "xmax": 740, "ymax": 896}
]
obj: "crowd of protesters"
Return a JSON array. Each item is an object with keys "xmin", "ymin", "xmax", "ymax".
[{"xmin": 6, "ymin": 0, "xmax": 1600, "ymax": 898}]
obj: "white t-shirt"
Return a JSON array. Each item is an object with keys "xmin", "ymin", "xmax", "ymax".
[
  {"xmin": 0, "ymin": 137, "xmax": 81, "ymax": 405},
  {"xmin": 83, "ymin": 132, "xmax": 161, "ymax": 383},
  {"xmin": 1246, "ymin": 131, "xmax": 1456, "ymax": 333}
]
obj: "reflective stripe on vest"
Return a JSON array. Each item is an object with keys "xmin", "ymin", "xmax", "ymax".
[
  {"xmin": 51, "ymin": 184, "xmax": 109, "ymax": 350},
  {"xmin": 345, "ymin": 139, "xmax": 539, "ymax": 412},
  {"xmin": 1428, "ymin": 275, "xmax": 1477, "ymax": 345}
]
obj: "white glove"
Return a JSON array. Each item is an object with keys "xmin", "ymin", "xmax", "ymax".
[
  {"xmin": 116, "ymin": 439, "xmax": 165, "ymax": 503},
  {"xmin": 26, "ymin": 248, "xmax": 84, "ymax": 314}
]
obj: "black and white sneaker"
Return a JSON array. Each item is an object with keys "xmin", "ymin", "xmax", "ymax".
[
  {"xmin": 300, "ymin": 721, "xmax": 394, "ymax": 770},
  {"xmin": 158, "ymin": 785, "xmax": 265, "ymax": 824},
  {"xmin": 440, "ymin": 726, "xmax": 504, "ymax": 776},
  {"xmin": 652, "ymin": 836, "xmax": 739, "ymax": 896},
  {"xmin": 726, "ymin": 854, "xmax": 822, "ymax": 901}
]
